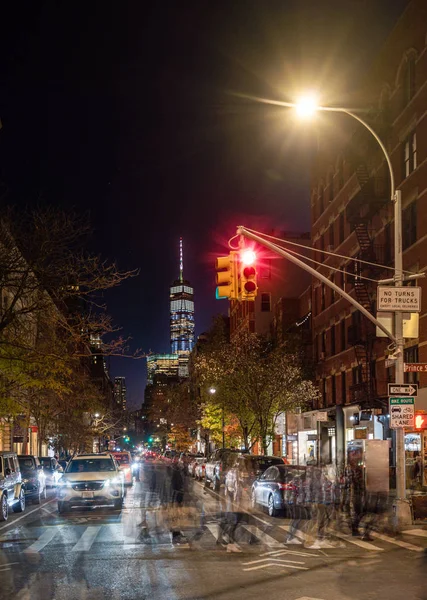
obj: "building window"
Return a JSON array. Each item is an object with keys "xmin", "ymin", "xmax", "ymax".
[
  {"xmin": 402, "ymin": 201, "xmax": 417, "ymax": 250},
  {"xmin": 339, "ymin": 213, "xmax": 345, "ymax": 245},
  {"xmin": 328, "ymin": 172, "xmax": 334, "ymax": 203},
  {"xmin": 319, "ymin": 186, "xmax": 324, "ymax": 215},
  {"xmin": 322, "ymin": 378, "xmax": 327, "ymax": 407},
  {"xmin": 321, "ymin": 331, "xmax": 326, "ymax": 356},
  {"xmin": 321, "ymin": 283, "xmax": 326, "ymax": 311},
  {"xmin": 332, "ymin": 375, "xmax": 337, "ymax": 405},
  {"xmin": 340, "ymin": 320, "xmax": 346, "ymax": 351},
  {"xmin": 404, "ymin": 57, "xmax": 416, "ymax": 105},
  {"xmin": 341, "ymin": 371, "xmax": 347, "ymax": 404},
  {"xmin": 403, "ymin": 132, "xmax": 417, "ymax": 177},
  {"xmin": 260, "ymin": 293, "xmax": 271, "ymax": 312},
  {"xmin": 331, "ymin": 325, "xmax": 336, "ymax": 355}
]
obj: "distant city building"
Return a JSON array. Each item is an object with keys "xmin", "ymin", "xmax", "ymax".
[
  {"xmin": 114, "ymin": 376, "xmax": 127, "ymax": 411},
  {"xmin": 170, "ymin": 237, "xmax": 195, "ymax": 377},
  {"xmin": 146, "ymin": 354, "xmax": 179, "ymax": 384}
]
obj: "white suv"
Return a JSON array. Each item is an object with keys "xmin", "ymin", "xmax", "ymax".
[{"xmin": 57, "ymin": 453, "xmax": 125, "ymax": 513}]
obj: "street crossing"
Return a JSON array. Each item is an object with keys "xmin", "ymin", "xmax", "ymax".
[{"xmin": 1, "ymin": 517, "xmax": 426, "ymax": 557}]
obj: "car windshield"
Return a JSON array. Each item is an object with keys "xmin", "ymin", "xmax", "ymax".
[
  {"xmin": 39, "ymin": 458, "xmax": 52, "ymax": 468},
  {"xmin": 18, "ymin": 458, "xmax": 36, "ymax": 472},
  {"xmin": 66, "ymin": 459, "xmax": 116, "ymax": 473},
  {"xmin": 246, "ymin": 457, "xmax": 283, "ymax": 471}
]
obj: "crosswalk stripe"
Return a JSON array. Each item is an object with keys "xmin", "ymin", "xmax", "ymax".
[
  {"xmin": 402, "ymin": 528, "xmax": 427, "ymax": 538},
  {"xmin": 72, "ymin": 526, "xmax": 101, "ymax": 552},
  {"xmin": 371, "ymin": 531, "xmax": 424, "ymax": 552},
  {"xmin": 24, "ymin": 529, "xmax": 58, "ymax": 553},
  {"xmin": 243, "ymin": 524, "xmax": 282, "ymax": 547},
  {"xmin": 333, "ymin": 532, "xmax": 383, "ymax": 551},
  {"xmin": 280, "ymin": 524, "xmax": 309, "ymax": 542}
]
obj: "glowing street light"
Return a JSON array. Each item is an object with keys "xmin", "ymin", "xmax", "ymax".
[
  {"xmin": 209, "ymin": 387, "xmax": 216, "ymax": 395},
  {"xmin": 295, "ymin": 95, "xmax": 319, "ymax": 118}
]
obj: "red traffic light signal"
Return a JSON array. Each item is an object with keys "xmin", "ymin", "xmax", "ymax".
[
  {"xmin": 240, "ymin": 249, "xmax": 257, "ymax": 301},
  {"xmin": 415, "ymin": 413, "xmax": 427, "ymax": 430}
]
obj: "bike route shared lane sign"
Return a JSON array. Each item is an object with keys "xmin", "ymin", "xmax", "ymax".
[{"xmin": 389, "ymin": 397, "xmax": 415, "ymax": 429}]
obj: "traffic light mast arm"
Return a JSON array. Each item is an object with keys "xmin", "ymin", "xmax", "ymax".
[{"xmin": 237, "ymin": 225, "xmax": 397, "ymax": 344}]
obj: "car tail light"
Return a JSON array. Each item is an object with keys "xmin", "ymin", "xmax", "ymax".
[
  {"xmin": 277, "ymin": 483, "xmax": 293, "ymax": 491},
  {"xmin": 202, "ymin": 465, "xmax": 205, "ymax": 470}
]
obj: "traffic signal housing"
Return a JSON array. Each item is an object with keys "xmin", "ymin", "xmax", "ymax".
[
  {"xmin": 215, "ymin": 251, "xmax": 239, "ymax": 300},
  {"xmin": 240, "ymin": 249, "xmax": 257, "ymax": 301},
  {"xmin": 415, "ymin": 412, "xmax": 427, "ymax": 430}
]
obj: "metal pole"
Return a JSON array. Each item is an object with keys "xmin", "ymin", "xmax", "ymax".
[
  {"xmin": 222, "ymin": 405, "xmax": 225, "ymax": 449},
  {"xmin": 237, "ymin": 226, "xmax": 396, "ymax": 342}
]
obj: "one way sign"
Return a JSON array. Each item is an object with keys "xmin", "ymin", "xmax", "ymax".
[{"xmin": 388, "ymin": 383, "xmax": 418, "ymax": 397}]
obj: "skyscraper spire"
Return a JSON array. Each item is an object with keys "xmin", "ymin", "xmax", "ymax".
[{"xmin": 179, "ymin": 237, "xmax": 184, "ymax": 283}]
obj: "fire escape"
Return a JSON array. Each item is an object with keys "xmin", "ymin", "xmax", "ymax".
[{"xmin": 346, "ymin": 163, "xmax": 390, "ymax": 408}]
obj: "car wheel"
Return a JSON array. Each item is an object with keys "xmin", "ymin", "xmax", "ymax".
[
  {"xmin": 58, "ymin": 501, "xmax": 69, "ymax": 514},
  {"xmin": 114, "ymin": 498, "xmax": 124, "ymax": 510},
  {"xmin": 267, "ymin": 494, "xmax": 277, "ymax": 517},
  {"xmin": 0, "ymin": 494, "xmax": 8, "ymax": 521},
  {"xmin": 13, "ymin": 489, "xmax": 25, "ymax": 513}
]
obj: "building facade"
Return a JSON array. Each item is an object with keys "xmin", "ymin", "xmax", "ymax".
[
  {"xmin": 113, "ymin": 377, "xmax": 127, "ymax": 411},
  {"xmin": 308, "ymin": 0, "xmax": 427, "ymax": 485}
]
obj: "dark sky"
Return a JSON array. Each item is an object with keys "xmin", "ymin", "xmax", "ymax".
[{"xmin": 0, "ymin": 0, "xmax": 408, "ymax": 408}]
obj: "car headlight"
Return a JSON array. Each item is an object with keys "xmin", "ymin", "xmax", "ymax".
[
  {"xmin": 59, "ymin": 480, "xmax": 72, "ymax": 488},
  {"xmin": 105, "ymin": 477, "xmax": 121, "ymax": 487}
]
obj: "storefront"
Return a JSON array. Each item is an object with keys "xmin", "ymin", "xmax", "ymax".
[{"xmin": 405, "ymin": 429, "xmax": 426, "ymax": 490}]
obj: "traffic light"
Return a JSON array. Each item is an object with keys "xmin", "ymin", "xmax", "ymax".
[
  {"xmin": 240, "ymin": 249, "xmax": 257, "ymax": 301},
  {"xmin": 215, "ymin": 251, "xmax": 239, "ymax": 300},
  {"xmin": 415, "ymin": 413, "xmax": 427, "ymax": 430}
]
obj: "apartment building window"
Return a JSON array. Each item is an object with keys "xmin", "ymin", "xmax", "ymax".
[
  {"xmin": 261, "ymin": 293, "xmax": 271, "ymax": 312},
  {"xmin": 319, "ymin": 186, "xmax": 324, "ymax": 215},
  {"xmin": 322, "ymin": 378, "xmax": 327, "ymax": 407},
  {"xmin": 352, "ymin": 365, "xmax": 362, "ymax": 385},
  {"xmin": 403, "ymin": 131, "xmax": 417, "ymax": 177},
  {"xmin": 321, "ymin": 283, "xmax": 326, "ymax": 311},
  {"xmin": 331, "ymin": 325, "xmax": 336, "ymax": 355},
  {"xmin": 321, "ymin": 331, "xmax": 326, "ymax": 356},
  {"xmin": 329, "ymin": 224, "xmax": 334, "ymax": 249},
  {"xmin": 403, "ymin": 201, "xmax": 417, "ymax": 250},
  {"xmin": 328, "ymin": 172, "xmax": 334, "ymax": 203},
  {"xmin": 341, "ymin": 371, "xmax": 347, "ymax": 404},
  {"xmin": 404, "ymin": 345, "xmax": 419, "ymax": 385},
  {"xmin": 340, "ymin": 320, "xmax": 346, "ymax": 351},
  {"xmin": 339, "ymin": 213, "xmax": 345, "ymax": 245},
  {"xmin": 332, "ymin": 375, "xmax": 337, "ymax": 405}
]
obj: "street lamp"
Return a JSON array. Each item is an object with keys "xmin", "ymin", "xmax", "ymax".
[{"xmin": 237, "ymin": 92, "xmax": 413, "ymax": 525}]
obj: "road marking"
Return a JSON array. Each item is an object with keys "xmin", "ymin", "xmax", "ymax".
[
  {"xmin": 24, "ymin": 528, "xmax": 58, "ymax": 554},
  {"xmin": 72, "ymin": 526, "xmax": 101, "ymax": 552},
  {"xmin": 243, "ymin": 562, "xmax": 308, "ymax": 572},
  {"xmin": 295, "ymin": 597, "xmax": 325, "ymax": 600},
  {"xmin": 402, "ymin": 528, "xmax": 427, "ymax": 538},
  {"xmin": 243, "ymin": 524, "xmax": 282, "ymax": 547},
  {"xmin": 242, "ymin": 557, "xmax": 305, "ymax": 565},
  {"xmin": 280, "ymin": 524, "xmax": 309, "ymax": 542},
  {"xmin": 0, "ymin": 499, "xmax": 56, "ymax": 531},
  {"xmin": 371, "ymin": 531, "xmax": 423, "ymax": 552},
  {"xmin": 260, "ymin": 549, "xmax": 319, "ymax": 558},
  {"xmin": 333, "ymin": 532, "xmax": 383, "ymax": 551}
]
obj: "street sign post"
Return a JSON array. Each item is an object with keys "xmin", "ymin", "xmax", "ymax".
[
  {"xmin": 388, "ymin": 383, "xmax": 418, "ymax": 397},
  {"xmin": 404, "ymin": 363, "xmax": 427, "ymax": 373},
  {"xmin": 377, "ymin": 286, "xmax": 421, "ymax": 312},
  {"xmin": 389, "ymin": 397, "xmax": 415, "ymax": 429}
]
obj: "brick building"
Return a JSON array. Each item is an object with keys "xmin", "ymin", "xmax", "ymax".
[{"xmin": 307, "ymin": 0, "xmax": 427, "ymax": 483}]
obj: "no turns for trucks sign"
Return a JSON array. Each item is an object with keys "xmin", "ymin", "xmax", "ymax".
[{"xmin": 377, "ymin": 286, "xmax": 421, "ymax": 312}]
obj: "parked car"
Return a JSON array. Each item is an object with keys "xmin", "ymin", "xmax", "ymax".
[
  {"xmin": 0, "ymin": 451, "xmax": 26, "ymax": 521},
  {"xmin": 18, "ymin": 455, "xmax": 46, "ymax": 504},
  {"xmin": 204, "ymin": 449, "xmax": 241, "ymax": 492},
  {"xmin": 251, "ymin": 464, "xmax": 307, "ymax": 517},
  {"xmin": 38, "ymin": 456, "xmax": 63, "ymax": 487},
  {"xmin": 178, "ymin": 453, "xmax": 202, "ymax": 473},
  {"xmin": 58, "ymin": 459, "xmax": 69, "ymax": 472},
  {"xmin": 188, "ymin": 457, "xmax": 205, "ymax": 478},
  {"xmin": 225, "ymin": 455, "xmax": 284, "ymax": 502},
  {"xmin": 194, "ymin": 458, "xmax": 207, "ymax": 481},
  {"xmin": 57, "ymin": 453, "xmax": 125, "ymax": 513}
]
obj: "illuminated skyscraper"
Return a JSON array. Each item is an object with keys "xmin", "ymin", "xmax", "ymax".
[
  {"xmin": 170, "ymin": 238, "xmax": 195, "ymax": 377},
  {"xmin": 114, "ymin": 377, "xmax": 127, "ymax": 411}
]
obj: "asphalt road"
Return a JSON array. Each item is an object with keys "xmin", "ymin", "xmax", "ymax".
[{"xmin": 0, "ymin": 461, "xmax": 426, "ymax": 600}]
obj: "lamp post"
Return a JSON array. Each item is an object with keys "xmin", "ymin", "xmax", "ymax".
[{"xmin": 237, "ymin": 92, "xmax": 413, "ymax": 525}]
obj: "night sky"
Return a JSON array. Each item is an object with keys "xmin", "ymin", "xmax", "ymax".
[{"xmin": 0, "ymin": 1, "xmax": 407, "ymax": 408}]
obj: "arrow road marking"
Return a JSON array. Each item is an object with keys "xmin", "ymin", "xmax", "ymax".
[
  {"xmin": 243, "ymin": 561, "xmax": 309, "ymax": 572},
  {"xmin": 260, "ymin": 549, "xmax": 319, "ymax": 558},
  {"xmin": 242, "ymin": 557, "xmax": 306, "ymax": 566}
]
